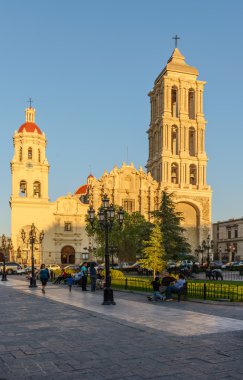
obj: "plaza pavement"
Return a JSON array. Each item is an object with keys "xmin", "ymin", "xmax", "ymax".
[{"xmin": 0, "ymin": 277, "xmax": 243, "ymax": 380}]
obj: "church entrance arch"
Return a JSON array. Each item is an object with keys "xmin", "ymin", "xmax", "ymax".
[
  {"xmin": 61, "ymin": 246, "xmax": 75, "ymax": 264},
  {"xmin": 175, "ymin": 202, "xmax": 199, "ymax": 250}
]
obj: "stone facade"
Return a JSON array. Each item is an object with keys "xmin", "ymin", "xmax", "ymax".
[
  {"xmin": 10, "ymin": 108, "xmax": 90, "ymax": 266},
  {"xmin": 10, "ymin": 47, "xmax": 212, "ymax": 264},
  {"xmin": 146, "ymin": 48, "xmax": 212, "ymax": 249},
  {"xmin": 213, "ymin": 219, "xmax": 243, "ymax": 262}
]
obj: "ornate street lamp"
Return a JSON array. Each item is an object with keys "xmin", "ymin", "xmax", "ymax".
[
  {"xmin": 87, "ymin": 195, "xmax": 124, "ymax": 305},
  {"xmin": 1, "ymin": 235, "xmax": 13, "ymax": 281},
  {"xmin": 202, "ymin": 235, "xmax": 214, "ymax": 267},
  {"xmin": 2, "ymin": 236, "xmax": 12, "ymax": 281},
  {"xmin": 21, "ymin": 223, "xmax": 44, "ymax": 288}
]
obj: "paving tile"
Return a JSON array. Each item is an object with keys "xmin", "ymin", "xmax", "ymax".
[{"xmin": 1, "ymin": 278, "xmax": 243, "ymax": 379}]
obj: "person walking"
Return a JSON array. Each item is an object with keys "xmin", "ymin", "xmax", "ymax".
[
  {"xmin": 66, "ymin": 274, "xmax": 73, "ymax": 292},
  {"xmin": 90, "ymin": 263, "xmax": 97, "ymax": 292},
  {"xmin": 39, "ymin": 264, "xmax": 49, "ymax": 294},
  {"xmin": 80, "ymin": 262, "xmax": 88, "ymax": 291}
]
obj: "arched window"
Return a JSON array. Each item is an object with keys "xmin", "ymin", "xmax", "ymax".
[
  {"xmin": 33, "ymin": 181, "xmax": 41, "ymax": 198},
  {"xmin": 38, "ymin": 149, "xmax": 41, "ymax": 163},
  {"xmin": 19, "ymin": 147, "xmax": 23, "ymax": 161},
  {"xmin": 171, "ymin": 163, "xmax": 179, "ymax": 184},
  {"xmin": 171, "ymin": 126, "xmax": 179, "ymax": 155},
  {"xmin": 189, "ymin": 127, "xmax": 196, "ymax": 156},
  {"xmin": 188, "ymin": 89, "xmax": 195, "ymax": 119},
  {"xmin": 19, "ymin": 181, "xmax": 27, "ymax": 196},
  {"xmin": 189, "ymin": 164, "xmax": 197, "ymax": 185},
  {"xmin": 154, "ymin": 131, "xmax": 158, "ymax": 152},
  {"xmin": 171, "ymin": 86, "xmax": 178, "ymax": 117},
  {"xmin": 28, "ymin": 147, "xmax": 32, "ymax": 160}
]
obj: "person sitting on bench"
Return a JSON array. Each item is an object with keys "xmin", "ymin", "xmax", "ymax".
[
  {"xmin": 148, "ymin": 277, "xmax": 165, "ymax": 302},
  {"xmin": 165, "ymin": 274, "xmax": 186, "ymax": 301}
]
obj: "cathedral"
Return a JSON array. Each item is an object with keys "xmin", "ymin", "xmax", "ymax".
[{"xmin": 10, "ymin": 47, "xmax": 212, "ymax": 266}]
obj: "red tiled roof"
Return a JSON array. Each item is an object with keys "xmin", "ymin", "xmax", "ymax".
[
  {"xmin": 75, "ymin": 184, "xmax": 88, "ymax": 195},
  {"xmin": 18, "ymin": 122, "xmax": 42, "ymax": 135}
]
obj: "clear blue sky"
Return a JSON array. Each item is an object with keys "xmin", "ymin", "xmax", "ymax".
[{"xmin": 0, "ymin": 0, "xmax": 243, "ymax": 235}]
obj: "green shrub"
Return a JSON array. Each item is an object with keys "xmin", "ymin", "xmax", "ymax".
[{"xmin": 101, "ymin": 269, "xmax": 125, "ymax": 279}]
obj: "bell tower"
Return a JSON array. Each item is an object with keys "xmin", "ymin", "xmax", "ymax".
[
  {"xmin": 10, "ymin": 107, "xmax": 49, "ymax": 201},
  {"xmin": 10, "ymin": 107, "xmax": 50, "ymax": 259},
  {"xmin": 146, "ymin": 47, "xmax": 212, "ymax": 249}
]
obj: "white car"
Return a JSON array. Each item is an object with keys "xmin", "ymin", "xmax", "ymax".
[
  {"xmin": 46, "ymin": 264, "xmax": 61, "ymax": 271},
  {"xmin": 16, "ymin": 265, "xmax": 27, "ymax": 275}
]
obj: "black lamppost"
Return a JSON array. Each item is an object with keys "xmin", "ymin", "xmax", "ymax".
[
  {"xmin": 1, "ymin": 235, "xmax": 13, "ymax": 281},
  {"xmin": 21, "ymin": 223, "xmax": 44, "ymax": 288},
  {"xmin": 88, "ymin": 195, "xmax": 124, "ymax": 305},
  {"xmin": 202, "ymin": 235, "xmax": 214, "ymax": 267}
]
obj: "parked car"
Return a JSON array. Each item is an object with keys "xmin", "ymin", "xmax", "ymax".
[
  {"xmin": 63, "ymin": 265, "xmax": 81, "ymax": 273},
  {"xmin": 0, "ymin": 262, "xmax": 22, "ymax": 275},
  {"xmin": 16, "ymin": 265, "xmax": 27, "ymax": 275},
  {"xmin": 46, "ymin": 264, "xmax": 61, "ymax": 271},
  {"xmin": 166, "ymin": 261, "xmax": 176, "ymax": 269},
  {"xmin": 123, "ymin": 262, "xmax": 152, "ymax": 274},
  {"xmin": 24, "ymin": 266, "xmax": 39, "ymax": 273},
  {"xmin": 209, "ymin": 261, "xmax": 223, "ymax": 269},
  {"xmin": 231, "ymin": 261, "xmax": 243, "ymax": 267},
  {"xmin": 179, "ymin": 260, "xmax": 193, "ymax": 268},
  {"xmin": 221, "ymin": 262, "xmax": 235, "ymax": 269}
]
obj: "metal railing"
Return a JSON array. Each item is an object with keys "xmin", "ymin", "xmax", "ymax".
[{"xmin": 111, "ymin": 277, "xmax": 243, "ymax": 302}]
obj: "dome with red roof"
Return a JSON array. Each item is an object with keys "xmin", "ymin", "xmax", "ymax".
[
  {"xmin": 75, "ymin": 184, "xmax": 88, "ymax": 195},
  {"xmin": 18, "ymin": 107, "xmax": 42, "ymax": 135},
  {"xmin": 18, "ymin": 121, "xmax": 42, "ymax": 135}
]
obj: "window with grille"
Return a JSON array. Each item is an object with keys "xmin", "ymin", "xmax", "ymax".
[
  {"xmin": 28, "ymin": 147, "xmax": 32, "ymax": 160},
  {"xmin": 64, "ymin": 222, "xmax": 72, "ymax": 231},
  {"xmin": 33, "ymin": 181, "xmax": 41, "ymax": 198},
  {"xmin": 122, "ymin": 199, "xmax": 135, "ymax": 213}
]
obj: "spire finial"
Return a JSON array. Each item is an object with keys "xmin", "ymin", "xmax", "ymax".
[
  {"xmin": 172, "ymin": 34, "xmax": 180, "ymax": 48},
  {"xmin": 27, "ymin": 97, "xmax": 33, "ymax": 108},
  {"xmin": 25, "ymin": 104, "xmax": 36, "ymax": 123}
]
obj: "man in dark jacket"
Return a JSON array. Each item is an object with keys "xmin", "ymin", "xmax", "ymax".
[{"xmin": 148, "ymin": 277, "xmax": 165, "ymax": 302}]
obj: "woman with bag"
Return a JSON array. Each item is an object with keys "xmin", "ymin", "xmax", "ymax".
[{"xmin": 39, "ymin": 264, "xmax": 49, "ymax": 294}]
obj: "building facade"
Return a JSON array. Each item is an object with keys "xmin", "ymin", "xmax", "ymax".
[
  {"xmin": 146, "ymin": 48, "xmax": 212, "ymax": 249},
  {"xmin": 10, "ymin": 107, "xmax": 90, "ymax": 266},
  {"xmin": 10, "ymin": 47, "xmax": 212, "ymax": 264},
  {"xmin": 213, "ymin": 219, "xmax": 243, "ymax": 262}
]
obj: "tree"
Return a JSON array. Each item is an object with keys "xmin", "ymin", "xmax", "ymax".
[
  {"xmin": 141, "ymin": 223, "xmax": 166, "ymax": 278},
  {"xmin": 152, "ymin": 190, "xmax": 191, "ymax": 261},
  {"xmin": 86, "ymin": 209, "xmax": 153, "ymax": 263}
]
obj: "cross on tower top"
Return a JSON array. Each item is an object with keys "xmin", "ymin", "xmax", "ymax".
[
  {"xmin": 172, "ymin": 34, "xmax": 180, "ymax": 48},
  {"xmin": 27, "ymin": 97, "xmax": 33, "ymax": 108}
]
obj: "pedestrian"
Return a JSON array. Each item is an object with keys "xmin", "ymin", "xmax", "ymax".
[
  {"xmin": 39, "ymin": 264, "xmax": 49, "ymax": 294},
  {"xmin": 147, "ymin": 276, "xmax": 165, "ymax": 302},
  {"xmin": 80, "ymin": 262, "xmax": 88, "ymax": 291},
  {"xmin": 90, "ymin": 262, "xmax": 97, "ymax": 292},
  {"xmin": 54, "ymin": 268, "xmax": 67, "ymax": 284},
  {"xmin": 212, "ymin": 269, "xmax": 223, "ymax": 280},
  {"xmin": 96, "ymin": 268, "xmax": 104, "ymax": 289},
  {"xmin": 66, "ymin": 274, "xmax": 73, "ymax": 292}
]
